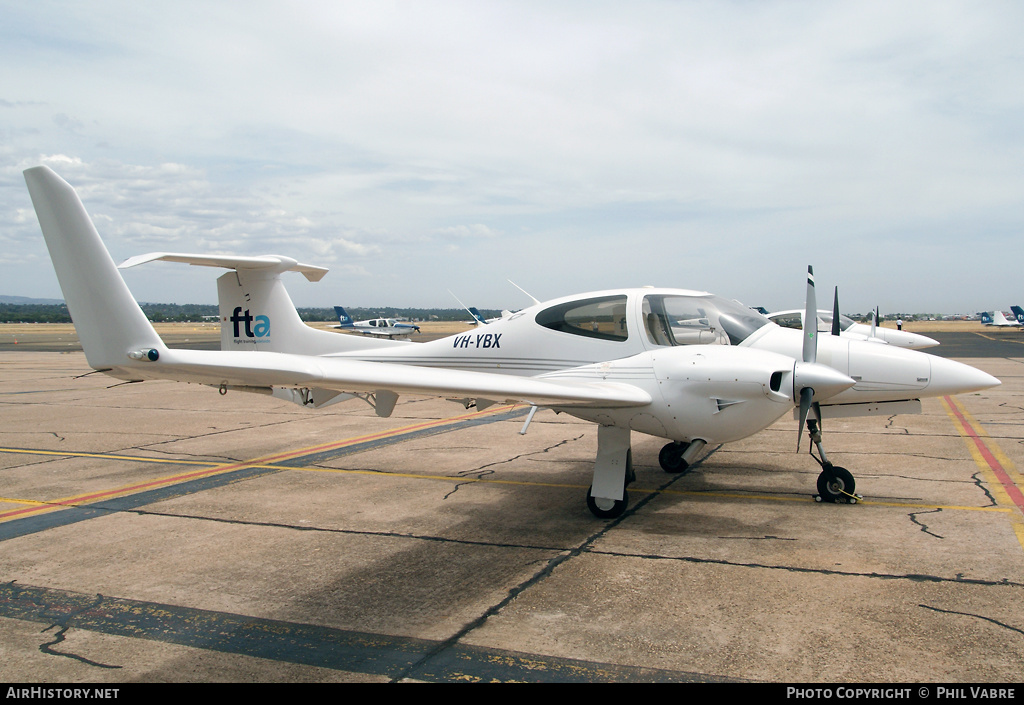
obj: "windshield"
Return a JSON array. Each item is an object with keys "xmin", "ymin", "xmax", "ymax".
[
  {"xmin": 642, "ymin": 294, "xmax": 769, "ymax": 346},
  {"xmin": 817, "ymin": 313, "xmax": 857, "ymax": 332},
  {"xmin": 773, "ymin": 311, "xmax": 856, "ymax": 333}
]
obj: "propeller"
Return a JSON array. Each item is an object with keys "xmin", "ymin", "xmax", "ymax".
[
  {"xmin": 831, "ymin": 287, "xmax": 841, "ymax": 337},
  {"xmin": 794, "ymin": 267, "xmax": 854, "ymax": 451},
  {"xmin": 802, "ymin": 266, "xmax": 817, "ymax": 364},
  {"xmin": 797, "ymin": 266, "xmax": 817, "ymax": 450}
]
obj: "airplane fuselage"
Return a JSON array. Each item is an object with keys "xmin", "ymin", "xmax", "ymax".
[{"xmin": 328, "ymin": 287, "xmax": 991, "ymax": 428}]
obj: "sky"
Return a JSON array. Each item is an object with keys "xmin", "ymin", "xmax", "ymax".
[{"xmin": 2, "ymin": 1, "xmax": 1022, "ymax": 315}]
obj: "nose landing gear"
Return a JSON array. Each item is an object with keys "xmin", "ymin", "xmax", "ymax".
[{"xmin": 805, "ymin": 418, "xmax": 861, "ymax": 504}]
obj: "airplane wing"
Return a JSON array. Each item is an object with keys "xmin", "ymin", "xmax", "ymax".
[
  {"xmin": 346, "ymin": 328, "xmax": 410, "ymax": 338},
  {"xmin": 123, "ymin": 347, "xmax": 653, "ymax": 409}
]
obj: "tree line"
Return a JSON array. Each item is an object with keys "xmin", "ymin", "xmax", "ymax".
[{"xmin": 0, "ymin": 303, "xmax": 500, "ymax": 324}]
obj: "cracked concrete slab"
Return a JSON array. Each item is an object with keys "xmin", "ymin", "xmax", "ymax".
[{"xmin": 1, "ymin": 344, "xmax": 1022, "ymax": 683}]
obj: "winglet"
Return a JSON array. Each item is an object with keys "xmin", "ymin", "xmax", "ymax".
[{"xmin": 23, "ymin": 166, "xmax": 165, "ymax": 372}]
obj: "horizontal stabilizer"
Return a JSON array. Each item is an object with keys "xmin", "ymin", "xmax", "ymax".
[{"xmin": 118, "ymin": 252, "xmax": 329, "ymax": 282}]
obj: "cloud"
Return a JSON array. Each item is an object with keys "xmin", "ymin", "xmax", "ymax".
[
  {"xmin": 433, "ymin": 224, "xmax": 499, "ymax": 241},
  {"xmin": 2, "ymin": 2, "xmax": 1023, "ymax": 311}
]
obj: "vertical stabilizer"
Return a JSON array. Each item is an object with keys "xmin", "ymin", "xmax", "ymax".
[
  {"xmin": 334, "ymin": 306, "xmax": 354, "ymax": 327},
  {"xmin": 23, "ymin": 166, "xmax": 165, "ymax": 371},
  {"xmin": 216, "ymin": 269, "xmax": 402, "ymax": 354}
]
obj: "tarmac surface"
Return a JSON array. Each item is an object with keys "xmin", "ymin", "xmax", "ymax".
[{"xmin": 1, "ymin": 325, "xmax": 1023, "ymax": 683}]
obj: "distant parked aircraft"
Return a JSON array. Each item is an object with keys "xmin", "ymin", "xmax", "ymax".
[
  {"xmin": 335, "ymin": 307, "xmax": 421, "ymax": 337},
  {"xmin": 980, "ymin": 311, "xmax": 1021, "ymax": 327},
  {"xmin": 764, "ymin": 309, "xmax": 939, "ymax": 349}
]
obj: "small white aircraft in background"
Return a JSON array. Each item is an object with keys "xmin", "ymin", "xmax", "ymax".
[
  {"xmin": 333, "ymin": 306, "xmax": 420, "ymax": 338},
  {"xmin": 765, "ymin": 303, "xmax": 939, "ymax": 350},
  {"xmin": 24, "ymin": 166, "xmax": 1000, "ymax": 517},
  {"xmin": 449, "ymin": 283, "xmax": 534, "ymax": 326},
  {"xmin": 980, "ymin": 311, "xmax": 1021, "ymax": 327}
]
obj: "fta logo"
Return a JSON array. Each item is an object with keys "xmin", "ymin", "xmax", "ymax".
[{"xmin": 230, "ymin": 307, "xmax": 270, "ymax": 338}]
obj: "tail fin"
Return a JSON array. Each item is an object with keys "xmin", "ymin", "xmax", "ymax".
[
  {"xmin": 980, "ymin": 312, "xmax": 994, "ymax": 324},
  {"xmin": 468, "ymin": 307, "xmax": 488, "ymax": 325},
  {"xmin": 215, "ymin": 269, "xmax": 398, "ymax": 353},
  {"xmin": 1012, "ymin": 306, "xmax": 1024, "ymax": 325},
  {"xmin": 118, "ymin": 258, "xmax": 406, "ymax": 354},
  {"xmin": 334, "ymin": 306, "xmax": 354, "ymax": 327},
  {"xmin": 993, "ymin": 310, "xmax": 1018, "ymax": 327},
  {"xmin": 23, "ymin": 166, "xmax": 165, "ymax": 373}
]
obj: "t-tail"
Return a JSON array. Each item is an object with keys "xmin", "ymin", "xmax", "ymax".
[
  {"xmin": 24, "ymin": 166, "xmax": 404, "ymax": 372},
  {"xmin": 125, "ymin": 256, "xmax": 407, "ymax": 355}
]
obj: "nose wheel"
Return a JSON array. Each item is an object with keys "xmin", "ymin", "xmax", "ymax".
[
  {"xmin": 805, "ymin": 419, "xmax": 861, "ymax": 504},
  {"xmin": 815, "ymin": 464, "xmax": 857, "ymax": 504},
  {"xmin": 658, "ymin": 439, "xmax": 706, "ymax": 474},
  {"xmin": 659, "ymin": 442, "xmax": 689, "ymax": 472}
]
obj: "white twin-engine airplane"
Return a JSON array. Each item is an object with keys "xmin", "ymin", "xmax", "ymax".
[
  {"xmin": 764, "ymin": 308, "xmax": 940, "ymax": 349},
  {"xmin": 24, "ymin": 166, "xmax": 1000, "ymax": 518}
]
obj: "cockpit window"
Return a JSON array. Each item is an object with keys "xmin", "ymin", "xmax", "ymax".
[
  {"xmin": 772, "ymin": 313, "xmax": 803, "ymax": 330},
  {"xmin": 536, "ymin": 295, "xmax": 629, "ymax": 342},
  {"xmin": 774, "ymin": 311, "xmax": 856, "ymax": 333},
  {"xmin": 818, "ymin": 314, "xmax": 856, "ymax": 332},
  {"xmin": 643, "ymin": 295, "xmax": 769, "ymax": 347}
]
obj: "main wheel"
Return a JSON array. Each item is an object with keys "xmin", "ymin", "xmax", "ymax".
[
  {"xmin": 659, "ymin": 442, "xmax": 689, "ymax": 473},
  {"xmin": 587, "ymin": 485, "xmax": 629, "ymax": 519},
  {"xmin": 816, "ymin": 466, "xmax": 855, "ymax": 503}
]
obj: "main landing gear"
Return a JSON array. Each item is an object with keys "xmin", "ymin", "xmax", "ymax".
[
  {"xmin": 586, "ymin": 433, "xmax": 709, "ymax": 519},
  {"xmin": 804, "ymin": 418, "xmax": 861, "ymax": 504},
  {"xmin": 586, "ymin": 426, "xmax": 634, "ymax": 519},
  {"xmin": 587, "ymin": 450, "xmax": 634, "ymax": 519}
]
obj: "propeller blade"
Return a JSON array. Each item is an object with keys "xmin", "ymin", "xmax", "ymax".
[
  {"xmin": 831, "ymin": 287, "xmax": 841, "ymax": 336},
  {"xmin": 803, "ymin": 266, "xmax": 816, "ymax": 364},
  {"xmin": 797, "ymin": 386, "xmax": 813, "ymax": 451}
]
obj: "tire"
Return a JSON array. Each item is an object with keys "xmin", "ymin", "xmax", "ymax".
[
  {"xmin": 587, "ymin": 485, "xmax": 628, "ymax": 519},
  {"xmin": 659, "ymin": 442, "xmax": 689, "ymax": 473},
  {"xmin": 816, "ymin": 466, "xmax": 855, "ymax": 503}
]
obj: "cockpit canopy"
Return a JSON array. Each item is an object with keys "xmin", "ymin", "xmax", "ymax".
[
  {"xmin": 535, "ymin": 292, "xmax": 770, "ymax": 347},
  {"xmin": 769, "ymin": 310, "xmax": 856, "ymax": 333},
  {"xmin": 641, "ymin": 294, "xmax": 769, "ymax": 346}
]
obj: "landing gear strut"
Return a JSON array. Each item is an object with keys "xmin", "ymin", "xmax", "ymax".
[
  {"xmin": 805, "ymin": 419, "xmax": 860, "ymax": 504},
  {"xmin": 587, "ymin": 426, "xmax": 634, "ymax": 519},
  {"xmin": 587, "ymin": 450, "xmax": 633, "ymax": 519}
]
